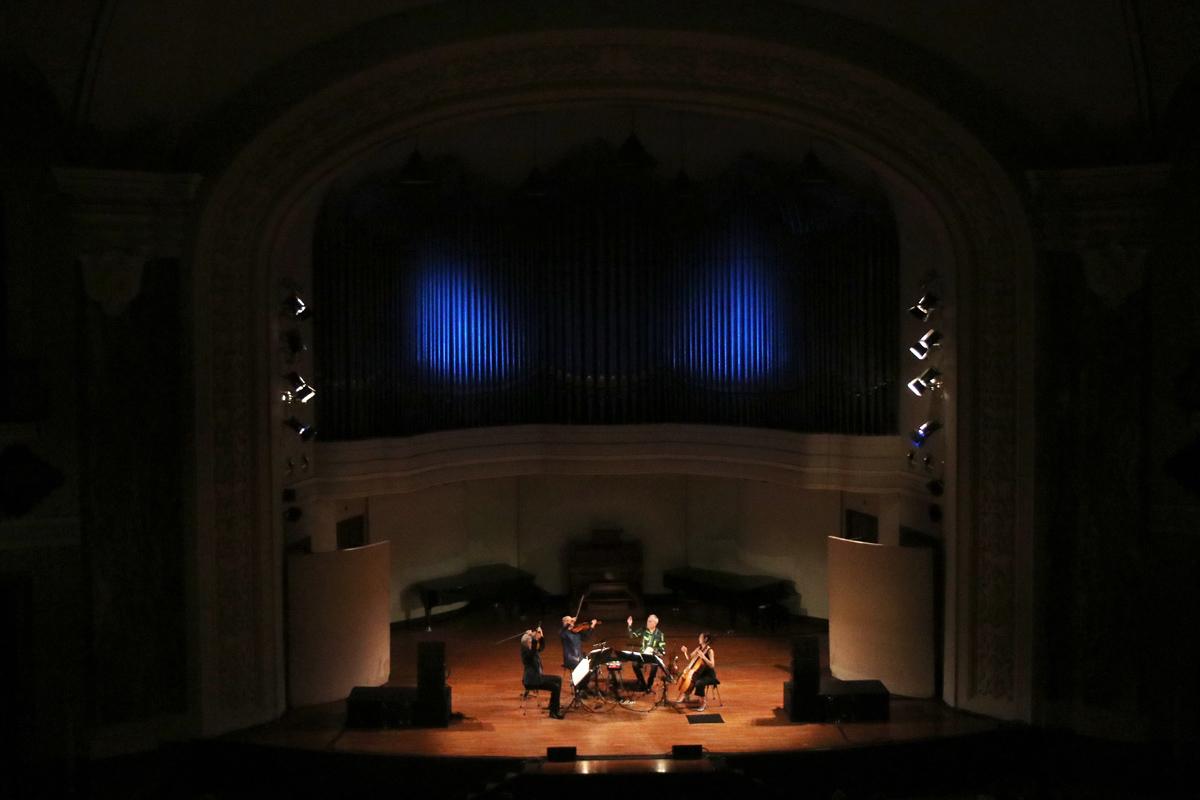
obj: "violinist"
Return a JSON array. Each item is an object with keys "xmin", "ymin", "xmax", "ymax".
[
  {"xmin": 520, "ymin": 626, "xmax": 564, "ymax": 719},
  {"xmin": 676, "ymin": 632, "xmax": 719, "ymax": 712},
  {"xmin": 560, "ymin": 614, "xmax": 599, "ymax": 693},
  {"xmin": 626, "ymin": 614, "xmax": 666, "ymax": 693}
]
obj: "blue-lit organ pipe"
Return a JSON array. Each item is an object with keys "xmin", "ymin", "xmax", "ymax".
[
  {"xmin": 313, "ymin": 171, "xmax": 898, "ymax": 439},
  {"xmin": 408, "ymin": 233, "xmax": 511, "ymax": 385},
  {"xmin": 678, "ymin": 213, "xmax": 784, "ymax": 386}
]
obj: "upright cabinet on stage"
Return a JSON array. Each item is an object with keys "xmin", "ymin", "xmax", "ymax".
[{"xmin": 565, "ymin": 529, "xmax": 642, "ymax": 618}]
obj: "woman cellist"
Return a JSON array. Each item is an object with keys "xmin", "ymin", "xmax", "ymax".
[{"xmin": 675, "ymin": 632, "xmax": 719, "ymax": 712}]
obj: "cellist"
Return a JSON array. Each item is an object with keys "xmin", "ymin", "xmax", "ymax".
[{"xmin": 676, "ymin": 632, "xmax": 719, "ymax": 712}]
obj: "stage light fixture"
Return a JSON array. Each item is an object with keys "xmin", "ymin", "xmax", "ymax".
[
  {"xmin": 908, "ymin": 329, "xmax": 943, "ymax": 360},
  {"xmin": 927, "ymin": 478, "xmax": 944, "ymax": 496},
  {"xmin": 284, "ymin": 416, "xmax": 317, "ymax": 442},
  {"xmin": 908, "ymin": 292, "xmax": 939, "ymax": 322},
  {"xmin": 922, "ymin": 454, "xmax": 934, "ymax": 471},
  {"xmin": 284, "ymin": 291, "xmax": 310, "ymax": 320},
  {"xmin": 284, "ymin": 372, "xmax": 316, "ymax": 404},
  {"xmin": 906, "ymin": 367, "xmax": 942, "ymax": 396},
  {"xmin": 283, "ymin": 506, "xmax": 303, "ymax": 523},
  {"xmin": 929, "ymin": 503, "xmax": 943, "ymax": 523},
  {"xmin": 910, "ymin": 419, "xmax": 942, "ymax": 447}
]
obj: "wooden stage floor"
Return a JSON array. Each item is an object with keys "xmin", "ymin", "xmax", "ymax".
[{"xmin": 227, "ymin": 611, "xmax": 998, "ymax": 759}]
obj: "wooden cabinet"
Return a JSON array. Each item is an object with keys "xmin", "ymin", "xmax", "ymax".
[{"xmin": 565, "ymin": 529, "xmax": 642, "ymax": 610}]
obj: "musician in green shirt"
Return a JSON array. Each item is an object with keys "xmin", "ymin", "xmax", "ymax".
[{"xmin": 626, "ymin": 614, "xmax": 666, "ymax": 692}]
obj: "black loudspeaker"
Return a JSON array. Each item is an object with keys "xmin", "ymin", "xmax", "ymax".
[
  {"xmin": 820, "ymin": 677, "xmax": 890, "ymax": 722},
  {"xmin": 418, "ymin": 641, "xmax": 446, "ymax": 690},
  {"xmin": 672, "ymin": 744, "xmax": 703, "ymax": 759},
  {"xmin": 413, "ymin": 685, "xmax": 452, "ymax": 727},
  {"xmin": 547, "ymin": 746, "xmax": 577, "ymax": 762},
  {"xmin": 788, "ymin": 635, "xmax": 823, "ymax": 722},
  {"xmin": 346, "ymin": 685, "xmax": 417, "ymax": 728}
]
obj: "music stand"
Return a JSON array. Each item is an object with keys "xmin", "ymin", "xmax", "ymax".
[{"xmin": 648, "ymin": 653, "xmax": 676, "ymax": 709}]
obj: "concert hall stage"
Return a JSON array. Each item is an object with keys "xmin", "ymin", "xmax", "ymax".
[{"xmin": 224, "ymin": 610, "xmax": 997, "ymax": 760}]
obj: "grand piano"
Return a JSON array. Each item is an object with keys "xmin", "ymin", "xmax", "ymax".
[
  {"xmin": 662, "ymin": 566, "xmax": 797, "ymax": 629},
  {"xmin": 413, "ymin": 563, "xmax": 544, "ymax": 631}
]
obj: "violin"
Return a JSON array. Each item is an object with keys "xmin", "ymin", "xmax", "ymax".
[{"xmin": 566, "ymin": 593, "xmax": 600, "ymax": 633}]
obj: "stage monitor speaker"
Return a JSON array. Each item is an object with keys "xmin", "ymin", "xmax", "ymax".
[
  {"xmin": 791, "ymin": 635, "xmax": 819, "ymax": 693},
  {"xmin": 346, "ymin": 685, "xmax": 417, "ymax": 728},
  {"xmin": 788, "ymin": 635, "xmax": 823, "ymax": 722},
  {"xmin": 820, "ymin": 677, "xmax": 890, "ymax": 722},
  {"xmin": 547, "ymin": 746, "xmax": 577, "ymax": 762},
  {"xmin": 413, "ymin": 685, "xmax": 452, "ymax": 727},
  {"xmin": 672, "ymin": 744, "xmax": 703, "ymax": 760},
  {"xmin": 417, "ymin": 641, "xmax": 446, "ymax": 690}
]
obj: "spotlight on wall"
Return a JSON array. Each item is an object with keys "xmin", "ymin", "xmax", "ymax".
[
  {"xmin": 908, "ymin": 293, "xmax": 939, "ymax": 322},
  {"xmin": 284, "ymin": 417, "xmax": 317, "ymax": 442},
  {"xmin": 910, "ymin": 419, "xmax": 942, "ymax": 447},
  {"xmin": 922, "ymin": 454, "xmax": 934, "ymax": 472},
  {"xmin": 906, "ymin": 367, "xmax": 943, "ymax": 396},
  {"xmin": 927, "ymin": 478, "xmax": 945, "ymax": 496},
  {"xmin": 283, "ymin": 372, "xmax": 316, "ymax": 404},
  {"xmin": 908, "ymin": 329, "xmax": 943, "ymax": 360},
  {"xmin": 284, "ymin": 291, "xmax": 310, "ymax": 320}
]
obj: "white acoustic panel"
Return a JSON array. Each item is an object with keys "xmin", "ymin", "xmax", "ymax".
[
  {"xmin": 828, "ymin": 535, "xmax": 934, "ymax": 698},
  {"xmin": 287, "ymin": 541, "xmax": 391, "ymax": 706}
]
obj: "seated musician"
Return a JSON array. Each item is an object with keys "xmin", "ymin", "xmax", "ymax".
[
  {"xmin": 560, "ymin": 615, "xmax": 598, "ymax": 693},
  {"xmin": 626, "ymin": 613, "xmax": 667, "ymax": 692},
  {"xmin": 520, "ymin": 626, "xmax": 564, "ymax": 719},
  {"xmin": 677, "ymin": 632, "xmax": 719, "ymax": 712}
]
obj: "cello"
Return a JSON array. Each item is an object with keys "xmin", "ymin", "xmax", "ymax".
[{"xmin": 674, "ymin": 634, "xmax": 713, "ymax": 703}]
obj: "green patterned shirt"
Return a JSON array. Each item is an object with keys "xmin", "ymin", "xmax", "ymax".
[{"xmin": 628, "ymin": 624, "xmax": 666, "ymax": 655}]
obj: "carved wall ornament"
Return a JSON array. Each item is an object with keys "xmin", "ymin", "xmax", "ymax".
[{"xmin": 79, "ymin": 247, "xmax": 150, "ymax": 316}]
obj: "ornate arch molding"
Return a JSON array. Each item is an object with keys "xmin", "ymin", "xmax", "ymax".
[{"xmin": 190, "ymin": 30, "xmax": 1035, "ymax": 731}]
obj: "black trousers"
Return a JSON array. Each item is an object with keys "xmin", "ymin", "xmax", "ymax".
[
  {"xmin": 632, "ymin": 662, "xmax": 662, "ymax": 691},
  {"xmin": 524, "ymin": 675, "xmax": 562, "ymax": 713},
  {"xmin": 689, "ymin": 666, "xmax": 719, "ymax": 698}
]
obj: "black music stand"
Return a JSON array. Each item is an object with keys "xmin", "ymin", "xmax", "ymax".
[{"xmin": 649, "ymin": 654, "xmax": 676, "ymax": 709}]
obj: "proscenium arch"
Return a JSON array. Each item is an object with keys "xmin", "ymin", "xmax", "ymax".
[{"xmin": 190, "ymin": 30, "xmax": 1035, "ymax": 734}]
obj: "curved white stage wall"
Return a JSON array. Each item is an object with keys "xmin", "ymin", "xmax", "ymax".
[
  {"xmin": 827, "ymin": 535, "xmax": 935, "ymax": 698},
  {"xmin": 296, "ymin": 426, "xmax": 934, "ymax": 623},
  {"xmin": 286, "ymin": 541, "xmax": 391, "ymax": 706}
]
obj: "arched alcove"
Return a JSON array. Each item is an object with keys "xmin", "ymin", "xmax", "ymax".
[{"xmin": 189, "ymin": 29, "xmax": 1035, "ymax": 734}]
